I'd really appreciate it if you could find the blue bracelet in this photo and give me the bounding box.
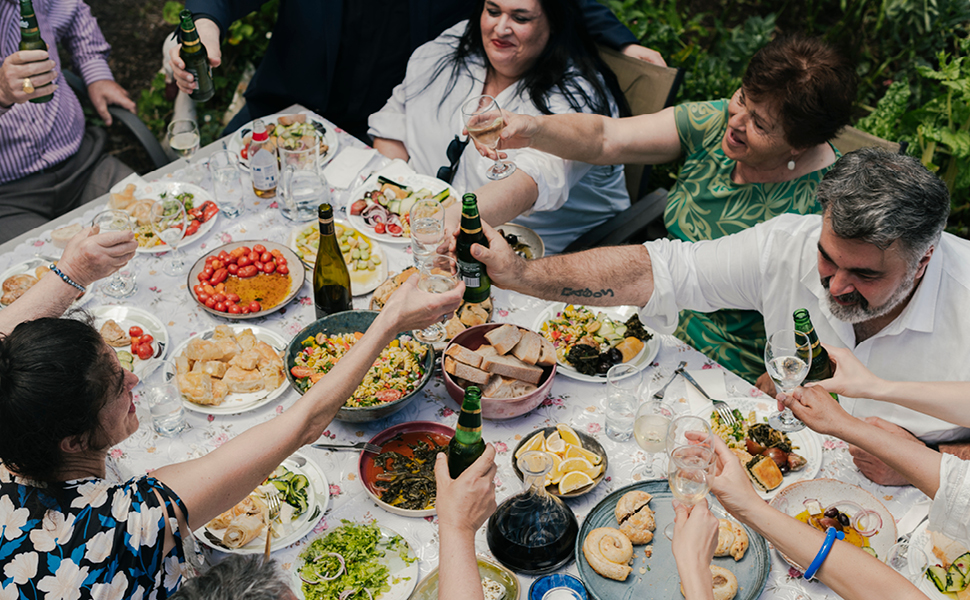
[803,526,844,580]
[49,264,85,294]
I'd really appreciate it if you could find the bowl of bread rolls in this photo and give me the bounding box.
[442,323,557,420]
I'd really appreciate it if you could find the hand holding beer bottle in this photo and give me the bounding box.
[169,13,221,98]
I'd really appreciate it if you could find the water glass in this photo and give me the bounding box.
[665,415,715,455]
[604,364,641,441]
[279,136,325,222]
[208,150,244,218]
[409,199,445,268]
[412,255,459,343]
[766,329,813,432]
[150,198,187,276]
[91,210,136,297]
[149,383,187,437]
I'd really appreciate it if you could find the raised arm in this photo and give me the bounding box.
[671,499,719,600]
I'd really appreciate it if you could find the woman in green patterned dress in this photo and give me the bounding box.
[474,34,856,383]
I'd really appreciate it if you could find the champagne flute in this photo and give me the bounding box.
[462,95,516,180]
[765,329,813,432]
[633,397,672,480]
[91,210,136,297]
[412,255,459,343]
[409,199,445,269]
[150,198,188,276]
[663,444,716,540]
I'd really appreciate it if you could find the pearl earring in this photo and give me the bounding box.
[787,159,796,171]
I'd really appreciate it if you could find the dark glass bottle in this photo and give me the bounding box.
[793,308,838,400]
[447,386,486,478]
[177,10,215,102]
[455,193,491,304]
[313,203,352,319]
[19,0,52,104]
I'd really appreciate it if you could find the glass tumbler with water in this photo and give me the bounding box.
[208,150,244,218]
[412,255,459,343]
[149,383,187,436]
[765,329,813,432]
[409,199,445,269]
[605,364,641,441]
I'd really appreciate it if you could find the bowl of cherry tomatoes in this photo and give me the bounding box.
[187,241,306,319]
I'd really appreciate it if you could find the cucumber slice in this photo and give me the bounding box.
[953,552,970,578]
[289,474,309,492]
[432,188,451,202]
[928,566,950,592]
[946,565,966,592]
[861,546,878,559]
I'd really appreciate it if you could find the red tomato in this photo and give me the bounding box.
[214,302,226,312]
[212,293,227,303]
[254,261,265,272]
[185,220,200,237]
[197,293,210,303]
[202,266,214,278]
[197,271,209,282]
[210,259,223,270]
[227,293,240,303]
[262,261,276,274]
[277,264,289,275]
[203,284,216,295]
[276,257,287,266]
[387,223,403,236]
[253,244,267,254]
[210,268,229,285]
[240,144,249,160]
[248,301,262,313]
[130,336,140,347]
[139,334,154,345]
[374,223,386,234]
[376,389,403,403]
[205,297,217,308]
[217,251,230,262]
[205,256,216,264]
[248,251,260,262]
[227,263,239,275]
[228,304,242,314]
[192,285,204,296]
[238,246,251,256]
[350,199,368,216]
[238,265,258,278]
[128,326,144,338]
[237,255,252,267]
[136,343,153,361]
[260,251,273,263]
[270,249,283,259]
[241,307,250,314]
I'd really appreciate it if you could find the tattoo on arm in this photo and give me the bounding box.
[561,287,614,299]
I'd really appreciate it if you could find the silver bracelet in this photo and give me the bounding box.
[49,264,86,294]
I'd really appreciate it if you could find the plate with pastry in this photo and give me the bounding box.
[533,303,659,382]
[0,256,92,309]
[108,180,218,253]
[706,396,822,499]
[164,324,289,415]
[91,306,168,380]
[577,481,769,600]
[288,219,388,296]
[196,451,329,554]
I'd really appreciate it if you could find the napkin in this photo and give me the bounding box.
[322,146,378,189]
[682,368,728,416]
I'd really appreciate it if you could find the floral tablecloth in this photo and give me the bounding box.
[0,115,930,600]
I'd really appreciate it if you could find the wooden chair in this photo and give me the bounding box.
[831,125,907,156]
[563,47,683,253]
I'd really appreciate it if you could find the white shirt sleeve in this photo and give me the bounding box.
[928,453,970,548]
[367,79,409,144]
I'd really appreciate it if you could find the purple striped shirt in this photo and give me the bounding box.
[0,0,114,184]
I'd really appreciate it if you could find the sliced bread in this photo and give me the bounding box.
[481,353,543,385]
[444,356,491,385]
[444,343,483,368]
[484,323,522,355]
[537,337,556,367]
[510,330,542,365]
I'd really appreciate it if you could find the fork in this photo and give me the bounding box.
[679,370,739,428]
[263,490,283,561]
[311,441,382,453]
[651,361,688,400]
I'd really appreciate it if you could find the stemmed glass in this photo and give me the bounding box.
[632,398,671,480]
[462,95,516,180]
[665,415,715,455]
[409,199,445,269]
[663,444,716,540]
[168,119,200,161]
[91,210,136,297]
[886,541,930,585]
[765,329,813,432]
[412,255,459,343]
[150,198,188,276]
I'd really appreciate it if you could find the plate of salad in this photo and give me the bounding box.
[294,520,418,600]
[108,180,219,253]
[533,303,659,382]
[346,169,457,245]
[288,219,388,296]
[228,111,339,169]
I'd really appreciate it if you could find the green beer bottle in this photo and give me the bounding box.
[19,0,52,104]
[455,193,491,303]
[177,10,215,103]
[793,308,838,401]
[447,386,486,479]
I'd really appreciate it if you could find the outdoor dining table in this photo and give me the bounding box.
[0,107,932,600]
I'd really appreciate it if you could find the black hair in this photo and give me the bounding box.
[0,315,124,482]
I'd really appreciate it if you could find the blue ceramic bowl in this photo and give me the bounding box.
[284,310,435,422]
[529,573,588,600]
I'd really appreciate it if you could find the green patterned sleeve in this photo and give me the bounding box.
[675,100,730,157]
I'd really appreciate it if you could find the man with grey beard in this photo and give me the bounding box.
[467,147,970,485]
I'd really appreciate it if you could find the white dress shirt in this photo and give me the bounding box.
[639,213,970,442]
[929,453,970,548]
[367,22,629,254]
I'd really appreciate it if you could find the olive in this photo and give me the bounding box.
[819,517,843,532]
[607,347,623,364]
[824,507,840,519]
[763,447,788,470]
[838,512,851,528]
[745,438,767,455]
[596,358,613,374]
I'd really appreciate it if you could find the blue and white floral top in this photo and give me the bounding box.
[0,463,187,600]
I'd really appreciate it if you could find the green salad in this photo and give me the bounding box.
[298,520,415,600]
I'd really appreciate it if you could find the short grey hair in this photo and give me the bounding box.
[818,147,950,266]
[169,556,294,600]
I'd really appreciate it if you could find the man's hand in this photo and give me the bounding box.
[755,372,776,397]
[169,18,221,95]
[848,417,920,486]
[805,344,882,399]
[0,50,57,107]
[471,112,539,162]
[779,386,851,437]
[461,220,524,291]
[58,226,138,287]
[86,80,135,126]
[620,43,667,67]
[380,275,464,332]
[434,445,497,536]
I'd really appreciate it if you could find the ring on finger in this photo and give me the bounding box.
[22,77,34,94]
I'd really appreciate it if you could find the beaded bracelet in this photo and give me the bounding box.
[803,526,845,580]
[49,264,85,294]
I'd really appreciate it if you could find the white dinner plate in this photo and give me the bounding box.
[107,180,218,254]
[165,325,290,415]
[911,519,960,597]
[0,256,93,309]
[227,111,339,170]
[346,169,458,245]
[90,306,169,381]
[531,302,660,383]
[287,219,388,296]
[195,451,329,554]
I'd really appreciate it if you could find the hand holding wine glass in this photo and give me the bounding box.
[663,444,716,540]
[412,255,460,343]
[90,210,136,297]
[766,329,813,432]
[462,95,516,180]
[150,198,188,276]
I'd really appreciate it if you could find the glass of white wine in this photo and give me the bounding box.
[633,398,672,480]
[765,329,813,432]
[665,415,715,456]
[462,95,515,180]
[91,210,136,297]
[413,255,459,343]
[663,444,716,540]
[150,198,188,276]
[409,199,445,269]
[168,119,200,160]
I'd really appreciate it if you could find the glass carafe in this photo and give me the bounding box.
[486,451,579,575]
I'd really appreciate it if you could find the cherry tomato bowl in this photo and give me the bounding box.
[186,241,305,320]
[284,310,435,422]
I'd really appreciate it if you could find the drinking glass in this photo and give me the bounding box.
[412,255,459,343]
[409,199,445,269]
[765,329,813,432]
[462,95,516,180]
[91,210,136,297]
[886,541,930,584]
[663,444,716,540]
[279,136,325,222]
[150,198,188,276]
[604,364,641,442]
[149,383,187,437]
[208,150,244,218]
[665,415,715,456]
[168,119,200,161]
[633,397,672,479]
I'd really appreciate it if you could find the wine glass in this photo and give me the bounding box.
[663,444,716,540]
[412,255,459,343]
[91,210,136,297]
[633,398,672,480]
[150,198,188,276]
[168,119,200,161]
[462,95,516,180]
[665,415,715,456]
[765,329,813,432]
[886,541,930,584]
[409,199,445,269]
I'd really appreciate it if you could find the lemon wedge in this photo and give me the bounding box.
[556,423,582,447]
[564,443,602,465]
[544,431,566,455]
[515,431,546,459]
[558,471,595,495]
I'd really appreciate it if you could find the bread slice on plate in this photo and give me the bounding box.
[484,323,522,355]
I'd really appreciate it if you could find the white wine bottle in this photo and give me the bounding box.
[313,203,352,319]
